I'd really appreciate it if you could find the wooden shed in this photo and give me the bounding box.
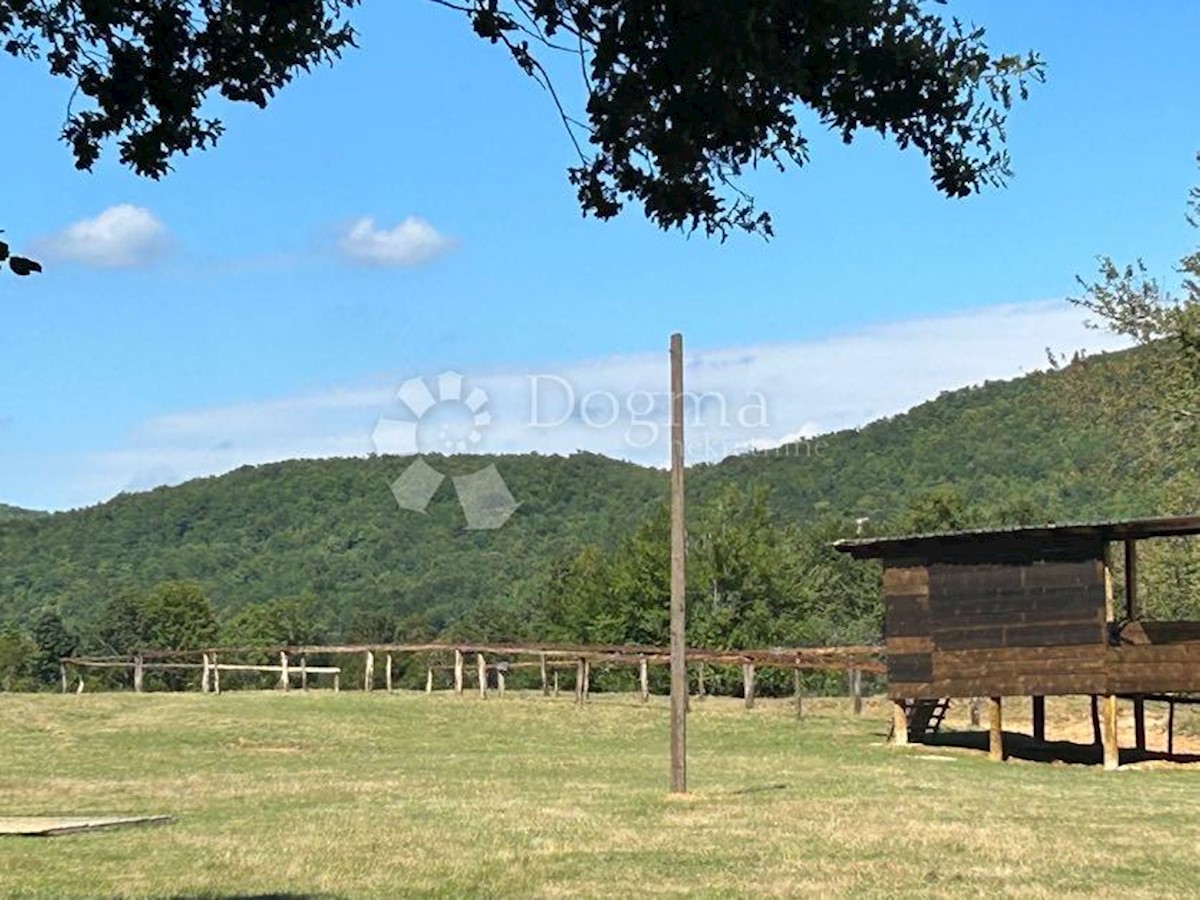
[835,515,1200,768]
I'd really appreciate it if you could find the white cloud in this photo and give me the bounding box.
[25,300,1132,510]
[40,204,170,268]
[338,216,455,267]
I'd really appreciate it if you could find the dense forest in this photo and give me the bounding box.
[1,344,1198,690]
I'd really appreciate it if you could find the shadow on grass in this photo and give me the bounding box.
[916,729,1200,766]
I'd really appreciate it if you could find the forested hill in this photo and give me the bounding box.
[0,346,1193,640]
[0,503,45,521]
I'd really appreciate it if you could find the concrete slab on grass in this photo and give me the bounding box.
[0,815,171,836]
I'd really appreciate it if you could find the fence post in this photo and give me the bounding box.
[334,672,340,693]
[794,667,803,719]
[426,667,433,694]
[364,650,375,692]
[454,649,464,696]
[540,653,549,697]
[300,655,308,691]
[477,653,487,699]
[386,654,394,693]
[279,651,290,691]
[583,659,591,703]
[742,663,755,710]
[850,668,862,716]
[133,654,145,693]
[213,654,221,695]
[60,663,68,694]
[575,658,585,704]
[201,653,211,694]
[498,666,506,697]
[553,671,559,698]
[639,656,649,703]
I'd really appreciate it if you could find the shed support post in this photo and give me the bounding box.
[988,696,1003,762]
[1090,695,1101,746]
[1102,694,1120,770]
[364,650,374,692]
[850,668,863,716]
[454,649,464,695]
[1133,696,1146,752]
[742,663,756,710]
[1124,539,1139,621]
[891,700,909,746]
[639,656,649,703]
[133,654,145,693]
[477,653,487,699]
[540,654,549,697]
[1168,700,1176,755]
[1032,696,1045,743]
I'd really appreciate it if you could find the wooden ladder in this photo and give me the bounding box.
[906,698,951,740]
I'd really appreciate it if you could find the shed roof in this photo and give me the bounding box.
[834,514,1200,560]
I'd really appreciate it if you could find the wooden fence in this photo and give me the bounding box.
[60,641,884,713]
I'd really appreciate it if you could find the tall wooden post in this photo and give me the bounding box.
[794,668,803,719]
[1124,540,1139,621]
[364,650,375,692]
[892,700,909,746]
[1090,695,1101,746]
[553,671,559,698]
[668,332,687,794]
[213,654,221,695]
[386,654,394,692]
[849,668,863,716]
[60,662,68,694]
[639,656,649,703]
[133,654,145,693]
[1101,694,1120,770]
[575,658,586,704]
[279,651,290,691]
[540,654,549,697]
[477,653,487,699]
[1133,697,1146,752]
[697,663,706,700]
[201,653,211,693]
[1032,696,1045,742]
[454,649,464,695]
[582,659,591,702]
[498,667,506,697]
[988,696,1004,762]
[742,663,756,710]
[426,667,433,694]
[300,655,308,691]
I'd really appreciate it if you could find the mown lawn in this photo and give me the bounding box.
[2,690,1199,897]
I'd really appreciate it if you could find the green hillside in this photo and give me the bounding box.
[0,345,1194,650]
[0,503,45,522]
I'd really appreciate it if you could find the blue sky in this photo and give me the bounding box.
[1,1,1196,511]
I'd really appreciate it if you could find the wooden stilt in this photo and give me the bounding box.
[1032,696,1045,743]
[1133,696,1146,752]
[892,700,909,746]
[988,696,1004,762]
[850,668,863,716]
[133,654,144,693]
[639,656,649,703]
[454,649,464,695]
[364,650,375,692]
[1101,694,1119,770]
[386,654,393,692]
[742,663,756,710]
[279,651,290,691]
[477,653,487,699]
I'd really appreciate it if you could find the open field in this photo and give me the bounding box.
[3,692,1200,897]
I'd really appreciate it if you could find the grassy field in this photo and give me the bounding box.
[3,691,1200,898]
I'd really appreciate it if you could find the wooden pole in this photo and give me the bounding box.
[892,700,909,746]
[1101,694,1119,770]
[477,653,487,699]
[498,667,506,697]
[426,667,433,694]
[575,657,585,704]
[133,654,144,693]
[988,696,1004,762]
[60,663,68,694]
[639,656,649,703]
[454,649,464,696]
[279,651,290,691]
[850,668,863,716]
[1133,696,1146,752]
[742,663,756,710]
[697,662,706,700]
[1168,700,1176,756]
[1124,540,1139,621]
[1032,696,1045,742]
[386,654,394,692]
[333,673,340,693]
[300,655,308,691]
[364,650,375,692]
[540,653,549,697]
[583,659,591,702]
[201,653,211,693]
[553,671,559,698]
[213,654,220,695]
[794,668,803,719]
[668,332,687,794]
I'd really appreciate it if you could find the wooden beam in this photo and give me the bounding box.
[668,331,687,794]
[1168,700,1176,755]
[553,671,559,698]
[1103,545,1115,624]
[891,700,909,746]
[1133,696,1146,752]
[1032,696,1045,743]
[1124,540,1139,621]
[1101,694,1120,770]
[988,696,1004,762]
